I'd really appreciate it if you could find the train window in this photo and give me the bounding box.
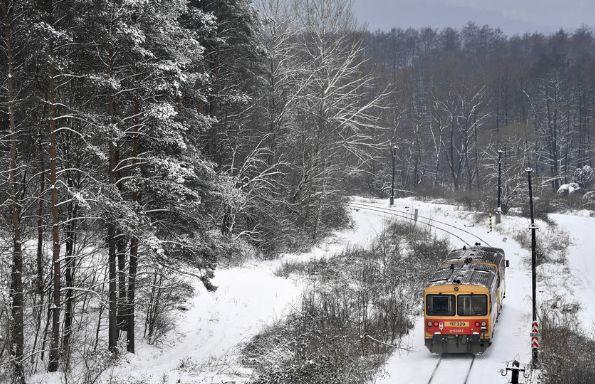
[426,295,455,316]
[457,294,487,316]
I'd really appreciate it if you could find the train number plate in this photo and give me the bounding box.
[447,321,468,327]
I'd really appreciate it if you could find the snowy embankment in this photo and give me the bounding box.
[92,207,390,383]
[549,212,595,330]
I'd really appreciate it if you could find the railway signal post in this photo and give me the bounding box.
[526,168,539,364]
[390,145,397,206]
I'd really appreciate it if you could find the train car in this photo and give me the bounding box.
[424,245,508,354]
[441,246,508,312]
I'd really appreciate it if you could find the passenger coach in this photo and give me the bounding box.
[424,245,508,354]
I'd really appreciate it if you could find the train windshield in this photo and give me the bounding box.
[457,294,487,316]
[426,295,455,316]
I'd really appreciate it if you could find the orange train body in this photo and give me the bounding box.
[423,246,508,354]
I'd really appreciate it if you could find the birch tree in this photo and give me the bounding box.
[291,0,387,240]
[1,0,25,380]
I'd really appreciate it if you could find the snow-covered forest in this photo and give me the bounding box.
[1,0,594,383]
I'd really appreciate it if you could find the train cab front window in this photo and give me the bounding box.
[457,294,487,316]
[426,294,455,316]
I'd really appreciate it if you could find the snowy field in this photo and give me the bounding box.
[31,197,595,384]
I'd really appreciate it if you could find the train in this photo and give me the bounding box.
[423,244,508,354]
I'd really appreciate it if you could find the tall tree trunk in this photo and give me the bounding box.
[40,289,52,362]
[108,218,118,352]
[111,141,128,332]
[47,64,62,373]
[145,272,164,343]
[62,182,78,369]
[117,233,128,331]
[31,94,47,371]
[2,1,25,380]
[106,42,119,353]
[127,98,141,353]
[36,139,46,296]
[127,236,138,352]
[108,143,119,353]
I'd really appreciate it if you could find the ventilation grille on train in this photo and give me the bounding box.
[469,271,491,286]
[430,269,453,282]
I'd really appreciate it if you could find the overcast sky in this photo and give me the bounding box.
[351,0,595,35]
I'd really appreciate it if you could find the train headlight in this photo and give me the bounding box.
[481,321,487,327]
[427,321,433,327]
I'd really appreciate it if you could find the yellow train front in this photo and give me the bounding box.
[424,246,507,354]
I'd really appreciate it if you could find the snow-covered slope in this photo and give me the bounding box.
[97,207,391,384]
[549,213,595,329]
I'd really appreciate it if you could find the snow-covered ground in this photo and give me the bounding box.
[549,213,595,330]
[92,207,390,384]
[31,197,594,384]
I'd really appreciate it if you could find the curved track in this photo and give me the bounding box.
[351,202,516,384]
[352,201,482,384]
[350,201,492,247]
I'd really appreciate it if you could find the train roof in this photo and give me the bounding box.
[427,263,497,289]
[442,246,505,267]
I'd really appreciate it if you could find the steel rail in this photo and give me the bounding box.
[425,355,476,384]
[351,201,492,247]
[463,355,476,384]
[350,203,470,246]
[427,356,443,384]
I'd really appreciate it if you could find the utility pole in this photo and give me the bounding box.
[390,145,397,206]
[496,149,503,224]
[526,168,539,364]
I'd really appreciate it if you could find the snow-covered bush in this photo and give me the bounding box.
[557,182,582,196]
[583,190,595,202]
[573,165,594,189]
[540,320,595,384]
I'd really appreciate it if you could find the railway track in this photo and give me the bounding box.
[350,201,492,247]
[427,355,476,384]
[353,200,487,383]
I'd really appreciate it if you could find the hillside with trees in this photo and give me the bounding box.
[358,24,595,209]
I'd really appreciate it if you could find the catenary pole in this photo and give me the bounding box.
[497,150,503,209]
[496,150,503,224]
[390,145,397,206]
[526,168,538,364]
